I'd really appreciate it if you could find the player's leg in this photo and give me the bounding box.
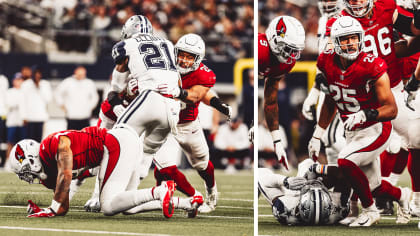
[99,125,175,217]
[176,120,216,212]
[407,109,420,216]
[338,122,391,227]
[258,168,286,205]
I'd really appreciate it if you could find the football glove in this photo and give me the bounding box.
[274,141,289,171]
[27,200,42,215]
[343,110,367,131]
[222,103,232,121]
[84,197,101,212]
[127,78,139,97]
[308,137,321,161]
[302,88,320,121]
[27,207,56,218]
[156,83,181,98]
[406,91,417,111]
[283,176,307,190]
[248,126,254,144]
[113,104,125,117]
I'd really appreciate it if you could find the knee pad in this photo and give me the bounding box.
[143,139,164,154]
[101,201,116,216]
[192,159,209,171]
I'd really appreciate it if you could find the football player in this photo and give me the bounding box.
[9,125,175,218]
[302,0,346,165]
[155,33,232,213]
[258,159,350,225]
[309,16,411,226]
[259,16,305,170]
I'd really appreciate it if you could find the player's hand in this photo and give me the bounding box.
[222,103,232,121]
[343,111,367,131]
[156,84,180,98]
[113,104,125,117]
[127,78,139,97]
[248,126,254,144]
[274,141,289,171]
[27,200,42,214]
[283,176,307,190]
[27,207,56,218]
[304,163,318,180]
[406,91,416,111]
[84,197,101,212]
[308,137,321,161]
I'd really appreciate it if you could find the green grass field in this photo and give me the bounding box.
[0,169,253,236]
[258,169,420,236]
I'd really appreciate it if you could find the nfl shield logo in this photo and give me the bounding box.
[340,75,344,80]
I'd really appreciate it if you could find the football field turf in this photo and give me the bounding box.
[0,169,253,236]
[258,169,420,236]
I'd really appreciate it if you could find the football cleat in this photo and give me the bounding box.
[339,216,357,226]
[349,207,380,227]
[187,195,204,218]
[410,197,420,217]
[376,198,394,216]
[160,181,175,218]
[199,184,218,213]
[396,187,411,224]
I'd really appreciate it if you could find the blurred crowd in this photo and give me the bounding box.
[12,0,253,61]
[258,0,321,59]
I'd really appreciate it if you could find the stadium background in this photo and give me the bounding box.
[0,0,254,171]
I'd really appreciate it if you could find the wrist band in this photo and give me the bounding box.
[271,130,282,142]
[50,199,61,214]
[313,125,326,139]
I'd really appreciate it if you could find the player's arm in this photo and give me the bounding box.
[264,76,282,132]
[182,85,209,104]
[53,135,74,215]
[202,91,232,118]
[374,73,398,121]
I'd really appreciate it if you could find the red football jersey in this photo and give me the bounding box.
[258,33,295,79]
[325,0,402,87]
[317,51,388,129]
[401,52,420,79]
[39,126,107,189]
[179,63,216,123]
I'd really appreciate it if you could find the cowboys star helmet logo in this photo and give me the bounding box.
[276,17,287,38]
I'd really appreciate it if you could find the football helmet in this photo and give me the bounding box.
[298,180,333,225]
[174,33,205,74]
[343,0,373,17]
[330,16,364,60]
[9,139,46,184]
[121,15,153,39]
[265,16,305,64]
[318,0,340,17]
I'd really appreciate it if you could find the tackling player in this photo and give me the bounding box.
[259,15,305,170]
[309,16,411,226]
[9,125,175,218]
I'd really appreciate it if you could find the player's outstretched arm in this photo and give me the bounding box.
[375,73,398,121]
[54,136,74,216]
[183,85,210,104]
[203,91,232,119]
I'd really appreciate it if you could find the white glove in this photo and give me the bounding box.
[283,176,307,190]
[127,78,139,97]
[156,83,180,98]
[343,110,367,131]
[308,137,321,161]
[84,197,101,212]
[396,0,419,10]
[113,104,125,117]
[224,103,233,121]
[302,88,320,121]
[271,130,289,171]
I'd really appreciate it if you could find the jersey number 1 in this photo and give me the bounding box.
[139,43,176,71]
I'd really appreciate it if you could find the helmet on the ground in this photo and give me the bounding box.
[9,139,46,184]
[298,180,333,225]
[265,16,305,64]
[121,15,153,39]
[174,33,205,74]
[330,16,364,60]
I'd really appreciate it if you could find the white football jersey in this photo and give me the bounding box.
[114,34,180,92]
[317,15,329,54]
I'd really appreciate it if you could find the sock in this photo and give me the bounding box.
[392,149,409,174]
[154,167,165,186]
[380,151,398,177]
[387,173,401,186]
[408,149,420,191]
[413,192,420,202]
[159,165,195,196]
[338,159,373,208]
[372,180,402,201]
[198,161,215,189]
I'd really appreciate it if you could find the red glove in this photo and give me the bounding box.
[27,207,56,218]
[27,200,41,214]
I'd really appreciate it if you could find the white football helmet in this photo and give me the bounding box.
[298,180,333,225]
[265,16,305,64]
[343,0,373,17]
[121,15,153,39]
[9,139,47,184]
[318,0,341,17]
[174,33,205,74]
[330,16,364,60]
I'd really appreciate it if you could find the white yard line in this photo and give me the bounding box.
[0,226,171,236]
[258,214,420,221]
